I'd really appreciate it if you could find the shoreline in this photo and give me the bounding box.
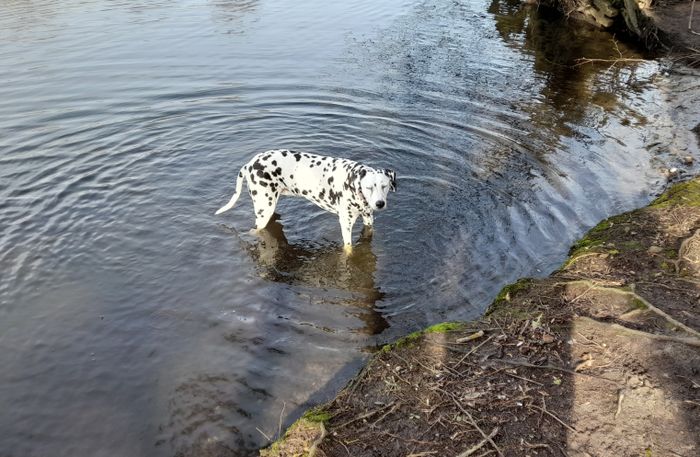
[262,177,700,456]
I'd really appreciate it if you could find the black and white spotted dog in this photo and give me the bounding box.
[215,149,396,251]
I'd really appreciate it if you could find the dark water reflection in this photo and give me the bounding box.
[230,216,388,335]
[0,1,695,456]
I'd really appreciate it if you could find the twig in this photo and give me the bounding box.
[504,371,544,386]
[369,402,400,428]
[456,330,485,343]
[453,335,495,366]
[277,401,286,439]
[574,57,646,67]
[456,427,500,457]
[570,284,594,303]
[332,437,352,457]
[529,405,577,433]
[335,401,397,429]
[256,426,272,442]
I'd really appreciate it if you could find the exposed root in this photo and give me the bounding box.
[578,316,700,347]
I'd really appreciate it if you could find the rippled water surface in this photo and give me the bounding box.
[1,0,695,456]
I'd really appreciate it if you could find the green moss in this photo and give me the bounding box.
[485,278,539,318]
[259,416,324,457]
[423,322,464,334]
[381,321,464,352]
[650,179,700,208]
[302,407,332,423]
[630,298,647,310]
[494,278,533,304]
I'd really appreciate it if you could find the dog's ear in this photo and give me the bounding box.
[385,169,397,191]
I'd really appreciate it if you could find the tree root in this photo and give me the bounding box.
[564,280,700,338]
[577,316,700,347]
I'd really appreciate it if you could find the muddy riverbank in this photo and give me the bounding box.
[262,177,700,456]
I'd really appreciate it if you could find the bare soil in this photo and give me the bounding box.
[263,179,700,457]
[650,0,700,58]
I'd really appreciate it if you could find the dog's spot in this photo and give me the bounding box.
[290,174,294,179]
[294,153,301,161]
[319,189,326,200]
[316,161,321,166]
[238,171,243,177]
[328,177,334,185]
[260,181,268,187]
[302,190,308,195]
[252,190,258,196]
[256,170,264,178]
[271,160,277,166]
[263,172,271,180]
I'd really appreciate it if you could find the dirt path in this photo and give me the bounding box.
[262,179,700,457]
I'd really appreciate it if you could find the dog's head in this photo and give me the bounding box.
[358,167,396,211]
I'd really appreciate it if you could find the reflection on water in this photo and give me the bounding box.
[234,215,388,335]
[0,0,696,456]
[491,0,652,131]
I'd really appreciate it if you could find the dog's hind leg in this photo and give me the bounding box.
[252,190,279,230]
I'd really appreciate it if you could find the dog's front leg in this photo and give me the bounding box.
[361,213,374,239]
[339,212,358,254]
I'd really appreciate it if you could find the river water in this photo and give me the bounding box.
[1,0,698,456]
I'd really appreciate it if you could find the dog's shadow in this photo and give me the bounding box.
[228,214,389,335]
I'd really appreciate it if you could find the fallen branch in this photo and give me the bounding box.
[456,330,485,343]
[574,57,646,67]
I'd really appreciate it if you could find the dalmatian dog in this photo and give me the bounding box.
[215,149,396,252]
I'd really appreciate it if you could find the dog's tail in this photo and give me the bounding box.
[215,169,245,215]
